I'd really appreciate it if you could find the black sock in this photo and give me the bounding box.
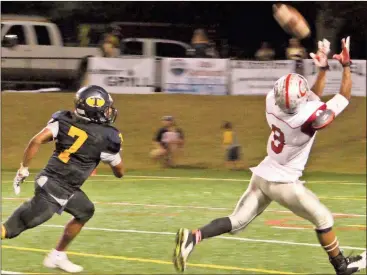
[193,217,232,244]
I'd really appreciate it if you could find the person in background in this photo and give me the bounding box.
[286,38,307,60]
[100,25,122,58]
[150,116,184,167]
[187,28,218,58]
[222,122,241,170]
[78,24,91,47]
[286,38,307,75]
[255,42,275,61]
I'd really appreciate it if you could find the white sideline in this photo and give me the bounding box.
[3,197,366,217]
[1,271,23,274]
[1,171,366,185]
[2,179,365,185]
[39,224,366,251]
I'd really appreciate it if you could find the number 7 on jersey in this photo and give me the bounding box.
[58,126,88,163]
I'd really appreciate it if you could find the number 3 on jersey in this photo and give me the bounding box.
[58,126,88,163]
[271,125,285,154]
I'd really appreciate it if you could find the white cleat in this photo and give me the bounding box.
[43,249,83,273]
[173,228,195,272]
[347,251,366,273]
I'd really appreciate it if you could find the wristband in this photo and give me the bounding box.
[342,62,351,67]
[320,65,330,71]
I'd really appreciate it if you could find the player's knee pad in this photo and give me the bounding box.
[228,213,250,235]
[313,208,334,230]
[75,202,95,223]
[2,222,24,239]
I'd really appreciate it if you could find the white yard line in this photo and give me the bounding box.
[1,271,24,275]
[2,197,366,217]
[39,224,366,251]
[1,172,365,185]
[271,226,308,230]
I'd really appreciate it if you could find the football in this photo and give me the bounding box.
[272,3,311,39]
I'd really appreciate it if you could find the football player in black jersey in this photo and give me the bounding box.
[1,85,124,273]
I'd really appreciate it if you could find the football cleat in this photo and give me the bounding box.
[344,251,366,274]
[44,249,83,273]
[173,228,195,272]
[330,251,366,275]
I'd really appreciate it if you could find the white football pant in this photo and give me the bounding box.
[229,174,334,234]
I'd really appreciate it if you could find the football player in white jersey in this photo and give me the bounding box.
[173,37,366,275]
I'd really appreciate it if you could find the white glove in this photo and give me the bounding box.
[310,39,331,68]
[13,163,29,195]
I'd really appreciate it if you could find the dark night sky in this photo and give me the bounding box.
[2,1,366,59]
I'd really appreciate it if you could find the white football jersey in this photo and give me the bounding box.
[250,90,326,182]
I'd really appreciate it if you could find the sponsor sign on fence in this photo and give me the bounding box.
[87,57,155,94]
[303,59,366,97]
[162,58,229,95]
[230,60,295,95]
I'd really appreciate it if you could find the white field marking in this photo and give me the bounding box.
[272,226,308,230]
[2,197,366,217]
[1,271,23,275]
[1,171,365,185]
[39,224,366,251]
[1,178,366,186]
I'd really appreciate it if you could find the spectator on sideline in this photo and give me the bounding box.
[255,42,275,61]
[78,24,91,47]
[187,28,218,58]
[286,38,307,75]
[100,25,122,58]
[222,121,242,170]
[286,38,307,60]
[150,116,185,167]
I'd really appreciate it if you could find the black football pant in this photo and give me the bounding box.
[3,185,95,239]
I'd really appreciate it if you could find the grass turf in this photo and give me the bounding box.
[1,93,366,273]
[1,170,366,274]
[1,93,366,173]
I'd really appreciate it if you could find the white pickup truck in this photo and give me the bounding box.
[1,15,192,89]
[1,15,101,88]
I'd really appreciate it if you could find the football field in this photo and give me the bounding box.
[1,169,366,274]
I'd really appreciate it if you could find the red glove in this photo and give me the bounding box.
[333,36,351,66]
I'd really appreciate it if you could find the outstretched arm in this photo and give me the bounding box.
[311,37,352,131]
[311,70,327,98]
[309,39,331,97]
[13,126,54,195]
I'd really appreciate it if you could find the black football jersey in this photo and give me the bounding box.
[38,111,122,190]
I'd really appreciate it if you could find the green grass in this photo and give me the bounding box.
[1,93,366,273]
[1,170,366,274]
[1,94,366,173]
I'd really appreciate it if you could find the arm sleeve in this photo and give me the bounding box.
[325,94,349,117]
[101,129,122,166]
[45,121,59,138]
[100,152,122,166]
[102,128,122,154]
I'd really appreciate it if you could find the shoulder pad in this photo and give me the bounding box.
[106,126,122,154]
[51,111,73,121]
[311,109,335,130]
